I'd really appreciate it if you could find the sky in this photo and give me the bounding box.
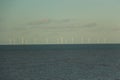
[0,0,120,44]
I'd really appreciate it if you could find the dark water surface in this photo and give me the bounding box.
[0,44,120,80]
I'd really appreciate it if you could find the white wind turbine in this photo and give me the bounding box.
[46,38,49,44]
[71,37,74,44]
[60,36,63,44]
[97,38,100,44]
[56,38,58,44]
[9,38,12,44]
[87,38,90,44]
[81,37,84,44]
[103,38,106,43]
[21,37,24,44]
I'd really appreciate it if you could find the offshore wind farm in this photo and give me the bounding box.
[8,36,108,45]
[1,0,120,80]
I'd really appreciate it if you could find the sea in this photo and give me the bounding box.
[0,44,120,80]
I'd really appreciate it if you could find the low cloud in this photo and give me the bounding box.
[27,19,51,25]
[82,22,97,27]
[27,19,71,25]
[32,22,97,29]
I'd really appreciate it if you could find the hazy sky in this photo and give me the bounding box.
[0,0,120,44]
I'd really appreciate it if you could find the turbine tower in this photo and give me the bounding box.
[60,36,63,44]
[71,37,74,44]
[9,39,12,45]
[34,39,37,44]
[21,37,24,44]
[57,38,59,44]
[87,38,90,44]
[103,38,106,43]
[46,38,49,44]
[65,39,68,44]
[97,39,100,44]
[81,37,84,44]
[9,38,16,45]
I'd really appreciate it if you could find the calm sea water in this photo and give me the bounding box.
[0,44,120,51]
[0,44,120,80]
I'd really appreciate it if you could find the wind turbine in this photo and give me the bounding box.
[46,38,49,44]
[9,39,12,44]
[33,39,37,44]
[57,38,59,44]
[60,36,63,44]
[21,37,24,44]
[10,37,16,45]
[81,37,84,44]
[103,38,106,43]
[87,38,90,44]
[97,38,100,44]
[71,37,74,44]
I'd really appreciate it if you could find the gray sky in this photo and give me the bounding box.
[0,0,120,44]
